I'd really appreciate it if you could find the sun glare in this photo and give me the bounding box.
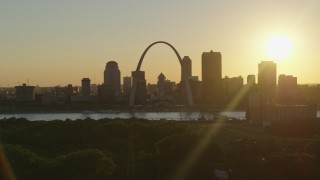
[265,35,293,61]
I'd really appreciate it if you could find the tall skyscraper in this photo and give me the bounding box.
[158,72,166,97]
[258,61,277,102]
[245,75,257,101]
[181,56,192,82]
[132,71,147,103]
[201,50,222,103]
[104,61,121,96]
[81,78,91,97]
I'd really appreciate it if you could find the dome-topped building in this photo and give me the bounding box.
[104,61,121,96]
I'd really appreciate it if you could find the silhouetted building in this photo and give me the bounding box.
[202,50,222,104]
[52,86,66,96]
[258,61,277,103]
[70,94,97,103]
[247,92,316,127]
[189,79,202,104]
[98,84,115,103]
[278,74,298,104]
[155,73,176,101]
[91,84,98,95]
[246,91,261,126]
[132,71,147,103]
[262,104,317,127]
[104,61,121,97]
[42,94,66,104]
[65,84,73,96]
[15,83,35,102]
[81,78,91,97]
[181,56,192,82]
[35,87,52,95]
[297,85,320,105]
[177,77,202,104]
[243,75,258,107]
[158,73,166,98]
[147,83,158,100]
[64,84,73,102]
[247,75,256,85]
[223,76,244,99]
[189,76,199,81]
[123,76,132,95]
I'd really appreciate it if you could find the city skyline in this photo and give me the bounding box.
[1,1,320,86]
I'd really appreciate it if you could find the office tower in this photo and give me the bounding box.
[247,75,256,85]
[245,75,257,105]
[258,61,277,102]
[258,61,277,94]
[65,84,73,96]
[132,71,147,103]
[181,56,192,82]
[15,83,35,102]
[278,74,298,104]
[201,50,222,103]
[158,73,166,97]
[104,61,121,96]
[81,78,91,97]
[123,76,132,94]
[64,84,73,102]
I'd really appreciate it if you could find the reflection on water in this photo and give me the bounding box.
[0,111,246,121]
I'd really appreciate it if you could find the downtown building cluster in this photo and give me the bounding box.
[1,50,318,126]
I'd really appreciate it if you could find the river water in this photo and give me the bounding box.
[1,111,320,121]
[0,111,246,121]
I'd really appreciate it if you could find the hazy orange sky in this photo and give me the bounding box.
[1,0,320,87]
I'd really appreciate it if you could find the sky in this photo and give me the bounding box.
[1,0,320,87]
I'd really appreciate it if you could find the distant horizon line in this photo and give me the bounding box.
[1,82,320,88]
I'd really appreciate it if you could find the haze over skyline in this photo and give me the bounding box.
[1,0,320,86]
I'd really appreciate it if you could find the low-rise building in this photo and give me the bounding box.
[262,104,317,127]
[41,94,66,104]
[15,84,35,102]
[247,92,317,127]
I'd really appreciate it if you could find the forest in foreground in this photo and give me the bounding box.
[0,118,320,180]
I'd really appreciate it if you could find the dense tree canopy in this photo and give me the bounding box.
[0,118,320,179]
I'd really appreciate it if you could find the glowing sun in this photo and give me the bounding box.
[265,35,293,61]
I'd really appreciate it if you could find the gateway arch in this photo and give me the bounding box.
[129,41,194,106]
